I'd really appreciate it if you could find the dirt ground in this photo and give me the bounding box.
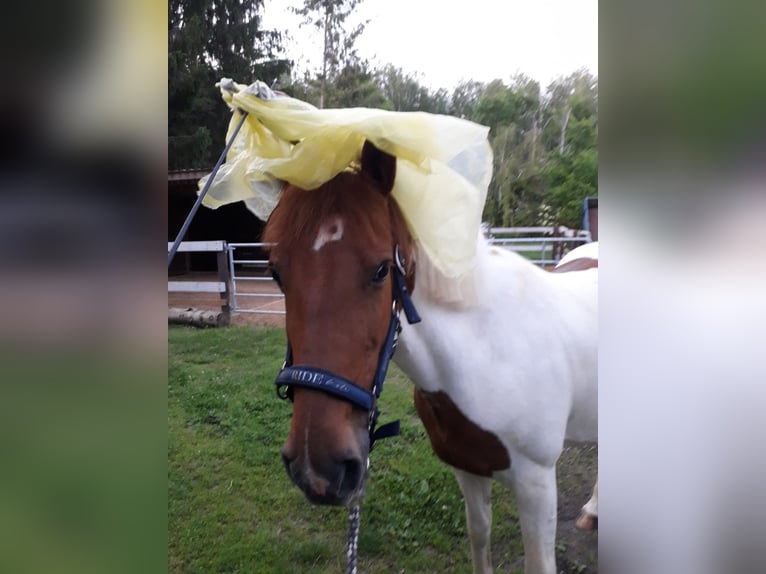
[553,444,598,573]
[168,274,598,572]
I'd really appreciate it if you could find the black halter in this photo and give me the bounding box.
[275,245,421,449]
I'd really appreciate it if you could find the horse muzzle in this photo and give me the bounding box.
[281,446,367,506]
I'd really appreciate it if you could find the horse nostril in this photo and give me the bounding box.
[339,457,364,495]
[281,449,295,476]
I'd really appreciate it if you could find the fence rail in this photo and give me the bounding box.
[486,227,591,266]
[169,231,592,317]
[228,242,285,315]
[167,241,231,323]
[168,281,227,293]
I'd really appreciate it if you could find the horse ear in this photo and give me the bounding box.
[361,140,396,195]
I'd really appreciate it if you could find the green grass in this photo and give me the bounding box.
[169,325,527,573]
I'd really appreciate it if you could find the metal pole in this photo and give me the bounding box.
[168,111,249,268]
[228,245,238,312]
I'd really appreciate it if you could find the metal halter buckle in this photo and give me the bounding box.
[394,245,406,276]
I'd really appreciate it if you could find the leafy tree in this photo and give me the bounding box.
[474,71,597,229]
[292,0,368,108]
[565,115,597,155]
[379,65,422,111]
[421,88,450,114]
[285,61,388,109]
[168,0,289,169]
[327,62,388,108]
[288,61,449,112]
[474,76,547,226]
[542,68,598,155]
[543,149,597,228]
[377,65,449,113]
[473,75,540,135]
[472,80,515,133]
[449,80,486,119]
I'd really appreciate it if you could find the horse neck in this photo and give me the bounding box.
[412,233,493,309]
[412,233,556,310]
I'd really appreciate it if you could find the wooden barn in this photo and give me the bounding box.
[168,170,266,274]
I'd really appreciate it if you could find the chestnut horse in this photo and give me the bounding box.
[265,141,598,574]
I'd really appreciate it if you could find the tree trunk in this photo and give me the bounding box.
[320,6,331,109]
[559,106,571,154]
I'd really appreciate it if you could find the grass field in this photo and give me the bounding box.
[169,325,596,573]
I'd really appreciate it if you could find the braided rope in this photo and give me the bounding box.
[346,459,371,574]
[346,502,362,574]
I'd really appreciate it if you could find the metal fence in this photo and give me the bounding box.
[486,228,591,266]
[227,242,284,314]
[225,229,592,315]
[167,240,231,319]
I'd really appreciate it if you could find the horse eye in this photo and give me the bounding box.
[269,265,283,289]
[372,262,389,286]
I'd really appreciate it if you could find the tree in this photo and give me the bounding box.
[537,70,598,227]
[378,65,450,113]
[379,65,420,111]
[292,0,368,108]
[327,62,388,108]
[543,149,597,228]
[542,69,598,156]
[473,75,540,134]
[168,0,289,169]
[476,72,598,228]
[474,76,546,226]
[449,80,485,119]
[285,61,388,109]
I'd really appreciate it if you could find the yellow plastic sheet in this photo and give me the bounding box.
[199,79,492,278]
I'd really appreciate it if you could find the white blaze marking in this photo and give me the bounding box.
[312,217,344,251]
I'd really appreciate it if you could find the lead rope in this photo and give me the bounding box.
[346,496,363,574]
[347,453,371,574]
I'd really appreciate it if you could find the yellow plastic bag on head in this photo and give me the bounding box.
[199,79,493,279]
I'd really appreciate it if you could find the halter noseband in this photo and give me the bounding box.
[275,245,421,448]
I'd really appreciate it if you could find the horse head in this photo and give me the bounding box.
[263,141,415,506]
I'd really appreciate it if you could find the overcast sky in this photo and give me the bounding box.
[263,0,597,91]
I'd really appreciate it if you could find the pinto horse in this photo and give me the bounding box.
[265,141,598,574]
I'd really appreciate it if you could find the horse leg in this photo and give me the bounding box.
[575,479,598,530]
[453,468,493,574]
[508,458,558,574]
